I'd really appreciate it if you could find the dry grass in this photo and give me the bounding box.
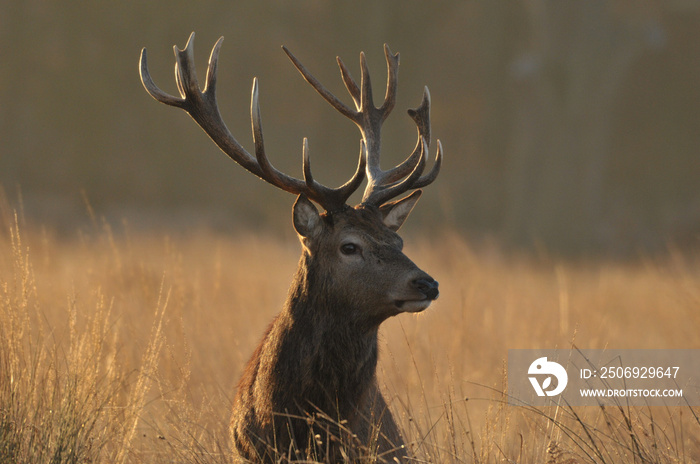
[1,205,699,463]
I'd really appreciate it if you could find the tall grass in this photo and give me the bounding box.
[0,212,170,463]
[0,207,698,463]
[2,216,120,462]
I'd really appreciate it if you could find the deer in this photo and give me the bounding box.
[139,33,442,463]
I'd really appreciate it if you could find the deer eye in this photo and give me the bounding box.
[340,243,360,255]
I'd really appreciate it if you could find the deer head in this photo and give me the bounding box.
[139,33,443,460]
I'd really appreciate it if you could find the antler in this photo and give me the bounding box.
[139,33,365,212]
[283,44,442,207]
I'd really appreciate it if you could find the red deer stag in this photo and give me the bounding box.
[140,33,442,463]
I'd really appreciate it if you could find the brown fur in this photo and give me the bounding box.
[231,202,437,462]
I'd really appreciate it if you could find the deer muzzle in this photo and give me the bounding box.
[413,277,440,301]
[393,275,439,313]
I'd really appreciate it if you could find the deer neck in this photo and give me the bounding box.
[277,252,380,403]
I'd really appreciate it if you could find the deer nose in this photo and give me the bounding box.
[413,278,439,300]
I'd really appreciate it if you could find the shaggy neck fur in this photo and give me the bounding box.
[231,250,384,461]
[279,251,380,417]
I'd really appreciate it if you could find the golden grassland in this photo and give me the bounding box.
[1,206,699,463]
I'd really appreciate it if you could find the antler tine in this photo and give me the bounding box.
[282,43,442,208]
[174,34,201,97]
[140,33,364,212]
[406,87,442,191]
[335,44,399,116]
[361,84,442,206]
[282,46,358,122]
[379,44,399,118]
[359,52,374,115]
[140,48,185,108]
[362,136,426,205]
[362,139,442,206]
[203,34,224,96]
[300,137,366,209]
[372,86,431,186]
[413,140,442,188]
[359,45,400,196]
[336,57,361,108]
[407,86,431,147]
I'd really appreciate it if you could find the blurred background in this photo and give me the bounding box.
[1,1,699,255]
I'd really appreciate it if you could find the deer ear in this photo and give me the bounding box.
[379,190,422,231]
[293,194,322,238]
